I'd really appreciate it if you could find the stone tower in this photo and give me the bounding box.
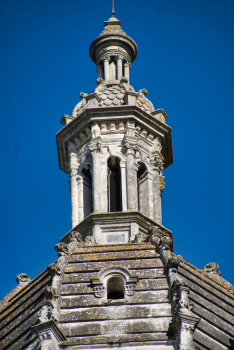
[1,14,234,350]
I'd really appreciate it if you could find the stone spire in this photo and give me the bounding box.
[89,16,138,83]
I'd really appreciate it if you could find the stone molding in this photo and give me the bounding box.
[90,266,138,299]
[31,319,66,350]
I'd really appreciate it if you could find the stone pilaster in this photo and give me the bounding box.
[123,138,138,211]
[120,160,127,211]
[89,137,104,213]
[151,153,164,225]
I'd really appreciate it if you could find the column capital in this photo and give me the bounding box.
[88,137,103,155]
[151,153,164,172]
[122,136,138,156]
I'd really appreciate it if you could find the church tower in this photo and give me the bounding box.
[1,12,234,350]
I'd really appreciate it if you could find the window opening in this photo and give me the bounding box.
[107,157,122,212]
[81,166,92,216]
[137,163,147,211]
[107,277,124,299]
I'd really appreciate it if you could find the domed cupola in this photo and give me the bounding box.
[89,16,138,83]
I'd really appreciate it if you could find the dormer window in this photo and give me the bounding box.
[107,277,124,300]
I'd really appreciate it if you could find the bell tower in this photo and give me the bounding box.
[2,10,233,350]
[57,14,173,245]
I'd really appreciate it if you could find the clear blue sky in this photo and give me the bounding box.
[0,0,234,299]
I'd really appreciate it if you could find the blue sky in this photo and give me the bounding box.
[0,0,234,299]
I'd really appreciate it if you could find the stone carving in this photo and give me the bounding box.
[69,230,83,244]
[125,283,137,296]
[122,139,138,154]
[136,89,155,113]
[159,175,165,192]
[47,263,61,276]
[153,153,164,172]
[88,139,103,154]
[203,262,221,276]
[94,83,126,107]
[54,243,69,257]
[72,92,88,117]
[16,273,30,285]
[37,303,53,323]
[85,235,97,245]
[91,123,101,139]
[44,286,59,300]
[91,267,138,299]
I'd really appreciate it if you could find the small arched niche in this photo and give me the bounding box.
[107,276,124,300]
[137,163,147,212]
[107,156,122,212]
[81,165,92,217]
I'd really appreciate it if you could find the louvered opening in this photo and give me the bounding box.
[107,156,122,212]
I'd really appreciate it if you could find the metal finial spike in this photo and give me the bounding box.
[112,0,115,16]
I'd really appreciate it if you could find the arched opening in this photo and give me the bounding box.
[81,166,92,217]
[137,163,147,212]
[107,277,124,300]
[107,156,122,212]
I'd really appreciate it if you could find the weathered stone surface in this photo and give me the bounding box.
[61,278,168,295]
[60,303,171,322]
[190,291,234,325]
[69,249,157,262]
[66,259,163,273]
[193,328,229,350]
[60,290,169,308]
[59,332,169,346]
[65,317,172,337]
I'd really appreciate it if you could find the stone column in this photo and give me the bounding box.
[126,148,138,210]
[77,175,84,223]
[117,57,123,80]
[89,138,103,213]
[104,58,110,81]
[152,154,164,225]
[68,145,79,228]
[124,62,130,84]
[120,160,127,211]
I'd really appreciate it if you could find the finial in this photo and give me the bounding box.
[112,0,115,17]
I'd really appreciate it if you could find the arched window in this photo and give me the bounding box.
[107,277,124,300]
[107,156,122,212]
[137,163,147,212]
[81,166,92,217]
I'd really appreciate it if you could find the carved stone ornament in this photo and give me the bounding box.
[94,82,126,107]
[36,303,54,323]
[88,139,103,154]
[72,92,88,117]
[85,235,97,245]
[159,175,165,192]
[69,230,83,244]
[136,88,155,113]
[122,139,138,155]
[157,235,172,253]
[153,153,164,172]
[47,263,61,276]
[166,254,181,271]
[44,286,59,300]
[54,242,69,257]
[90,267,138,299]
[203,262,221,276]
[16,273,30,285]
